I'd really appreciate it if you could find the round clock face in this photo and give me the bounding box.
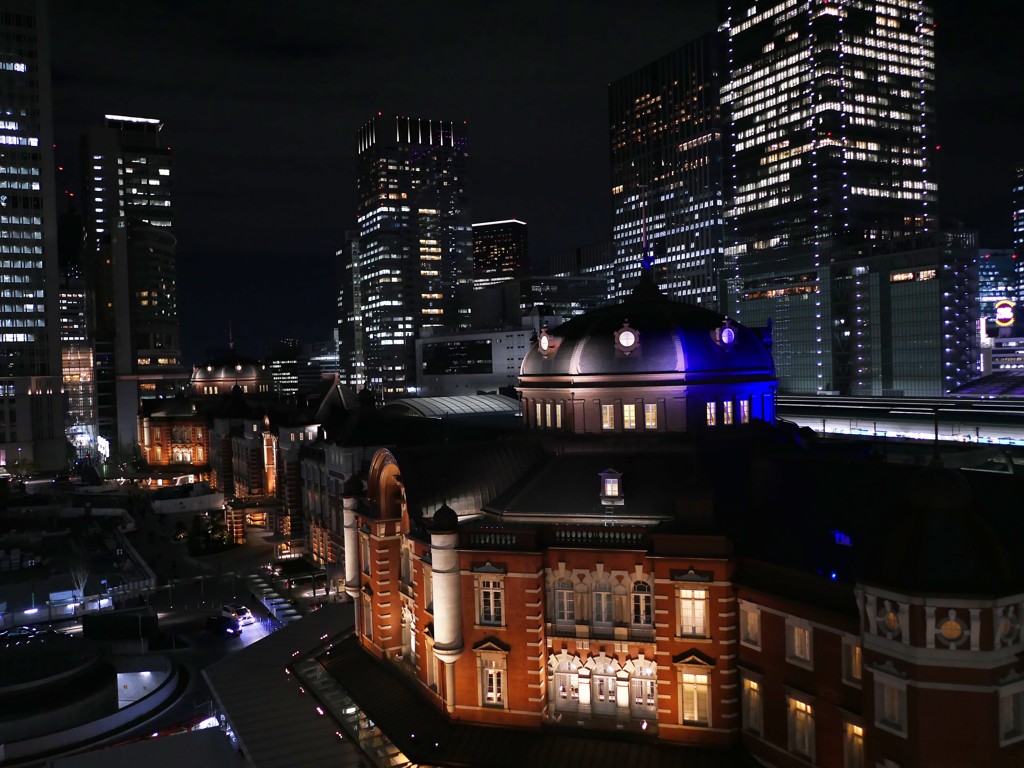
[618,329,636,348]
[539,334,549,351]
[720,327,736,345]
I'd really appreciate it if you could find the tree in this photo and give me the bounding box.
[69,561,90,597]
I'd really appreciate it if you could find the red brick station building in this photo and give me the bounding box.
[326,277,1024,767]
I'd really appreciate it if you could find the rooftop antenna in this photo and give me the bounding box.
[228,321,234,351]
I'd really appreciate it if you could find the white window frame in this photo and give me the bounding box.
[739,601,761,648]
[630,670,657,718]
[706,401,716,426]
[593,587,613,630]
[723,400,734,425]
[785,616,813,669]
[591,667,618,716]
[554,580,575,624]
[545,402,552,427]
[478,577,505,626]
[632,580,653,629]
[644,402,658,429]
[678,587,708,637]
[681,671,710,725]
[739,398,751,423]
[601,403,615,430]
[481,657,506,708]
[623,403,636,430]
[555,403,563,429]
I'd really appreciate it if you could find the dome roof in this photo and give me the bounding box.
[431,503,459,532]
[192,350,270,386]
[520,278,774,380]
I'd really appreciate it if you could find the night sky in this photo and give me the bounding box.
[49,1,1024,365]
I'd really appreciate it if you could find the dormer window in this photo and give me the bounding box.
[599,469,624,506]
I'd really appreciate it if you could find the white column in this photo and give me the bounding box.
[343,497,360,602]
[431,526,464,713]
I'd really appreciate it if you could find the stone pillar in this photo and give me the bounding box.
[430,505,463,714]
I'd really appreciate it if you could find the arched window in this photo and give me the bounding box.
[632,581,653,628]
[591,664,618,716]
[630,667,657,717]
[553,660,580,713]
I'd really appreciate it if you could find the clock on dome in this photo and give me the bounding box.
[614,322,639,355]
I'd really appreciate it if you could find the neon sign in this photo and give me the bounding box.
[995,299,1015,327]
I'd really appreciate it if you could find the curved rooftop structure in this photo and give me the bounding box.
[381,393,520,419]
[518,276,777,434]
[191,350,273,397]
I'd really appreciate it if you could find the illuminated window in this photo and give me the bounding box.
[482,658,505,707]
[535,402,542,427]
[843,636,862,685]
[786,618,813,667]
[723,400,734,425]
[554,579,575,623]
[681,672,709,725]
[479,578,504,626]
[740,602,761,647]
[678,588,708,636]
[706,402,716,426]
[603,476,619,497]
[623,403,636,429]
[555,403,563,429]
[843,722,864,768]
[632,581,653,628]
[742,677,762,734]
[738,399,751,424]
[936,609,967,647]
[601,404,615,430]
[644,403,657,429]
[360,535,370,576]
[787,696,815,759]
[630,669,657,717]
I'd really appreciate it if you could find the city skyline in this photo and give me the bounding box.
[48,1,1024,362]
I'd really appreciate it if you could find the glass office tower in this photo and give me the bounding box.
[610,32,726,306]
[0,0,66,470]
[355,114,472,398]
[723,0,937,392]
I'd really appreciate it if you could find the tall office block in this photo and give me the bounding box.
[723,0,937,393]
[84,115,187,456]
[472,219,528,291]
[0,1,66,471]
[609,33,726,305]
[355,114,471,398]
[336,231,365,391]
[1013,164,1024,255]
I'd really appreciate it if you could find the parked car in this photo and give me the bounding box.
[205,615,241,636]
[222,603,255,625]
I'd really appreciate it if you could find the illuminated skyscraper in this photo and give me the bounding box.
[84,115,186,455]
[1013,164,1024,254]
[472,219,528,291]
[0,1,66,471]
[722,0,938,393]
[355,114,472,398]
[609,32,726,305]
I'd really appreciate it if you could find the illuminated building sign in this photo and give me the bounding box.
[890,271,915,283]
[890,269,938,284]
[995,299,1016,327]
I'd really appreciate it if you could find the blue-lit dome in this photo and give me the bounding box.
[521,278,774,380]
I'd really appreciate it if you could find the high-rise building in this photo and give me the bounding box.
[609,33,726,305]
[57,208,97,459]
[83,114,187,456]
[1013,164,1024,254]
[0,1,66,471]
[722,0,938,393]
[472,219,528,290]
[977,248,1020,332]
[336,231,365,391]
[355,114,472,398]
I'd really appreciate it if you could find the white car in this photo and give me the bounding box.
[222,603,255,626]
